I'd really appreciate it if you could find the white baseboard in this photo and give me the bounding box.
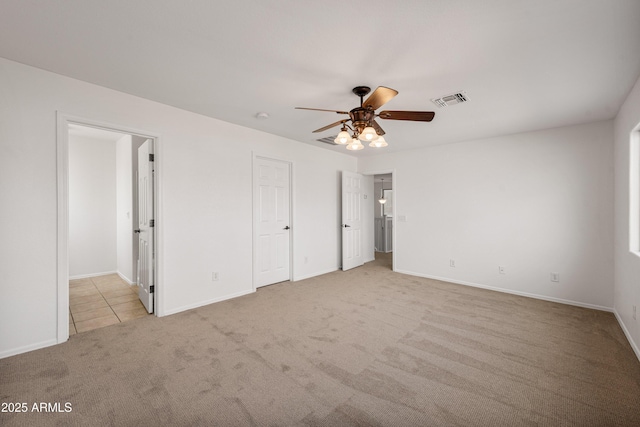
[69,270,135,285]
[117,271,135,286]
[0,338,58,360]
[613,309,640,362]
[162,289,255,316]
[69,270,117,280]
[293,267,339,282]
[394,269,614,312]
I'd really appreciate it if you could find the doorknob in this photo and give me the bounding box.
[283,226,290,230]
[343,224,351,228]
[134,229,141,233]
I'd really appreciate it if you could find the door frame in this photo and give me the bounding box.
[251,152,294,290]
[360,169,396,272]
[56,112,162,344]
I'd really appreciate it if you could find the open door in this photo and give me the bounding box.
[137,139,154,313]
[342,171,364,270]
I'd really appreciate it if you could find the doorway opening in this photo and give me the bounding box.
[373,173,393,269]
[340,170,395,272]
[351,170,394,271]
[56,114,159,343]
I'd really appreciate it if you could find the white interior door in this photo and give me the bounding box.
[342,171,364,270]
[137,139,154,313]
[254,157,291,288]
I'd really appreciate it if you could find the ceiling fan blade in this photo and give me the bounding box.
[362,86,398,110]
[371,120,385,136]
[312,119,349,133]
[378,110,435,122]
[296,107,349,114]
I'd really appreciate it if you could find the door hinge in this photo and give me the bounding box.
[150,285,154,293]
[150,219,155,227]
[149,153,154,162]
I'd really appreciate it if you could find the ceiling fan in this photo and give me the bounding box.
[296,86,435,150]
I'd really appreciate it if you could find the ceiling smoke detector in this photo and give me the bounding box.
[431,92,468,108]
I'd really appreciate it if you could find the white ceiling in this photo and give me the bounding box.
[1,0,639,157]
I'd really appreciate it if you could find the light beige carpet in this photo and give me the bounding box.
[2,253,640,426]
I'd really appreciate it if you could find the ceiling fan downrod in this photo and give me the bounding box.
[352,86,372,107]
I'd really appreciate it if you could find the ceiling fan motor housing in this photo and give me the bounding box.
[350,108,375,134]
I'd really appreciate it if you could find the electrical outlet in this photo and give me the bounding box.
[633,305,637,320]
[498,266,505,275]
[212,272,219,281]
[450,259,456,267]
[551,273,560,282]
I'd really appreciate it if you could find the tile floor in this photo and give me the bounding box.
[69,273,149,334]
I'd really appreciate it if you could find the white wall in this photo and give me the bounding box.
[614,73,640,358]
[116,134,133,283]
[68,135,117,277]
[0,57,356,358]
[359,120,615,309]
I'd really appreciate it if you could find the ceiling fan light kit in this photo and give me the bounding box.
[358,126,378,141]
[369,135,388,148]
[334,129,351,145]
[297,85,435,150]
[346,139,364,151]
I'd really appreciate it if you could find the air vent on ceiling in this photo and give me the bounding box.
[317,136,338,145]
[431,91,468,108]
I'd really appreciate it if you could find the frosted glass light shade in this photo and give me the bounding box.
[346,140,364,151]
[358,126,377,141]
[378,198,387,204]
[369,135,388,148]
[334,130,351,145]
